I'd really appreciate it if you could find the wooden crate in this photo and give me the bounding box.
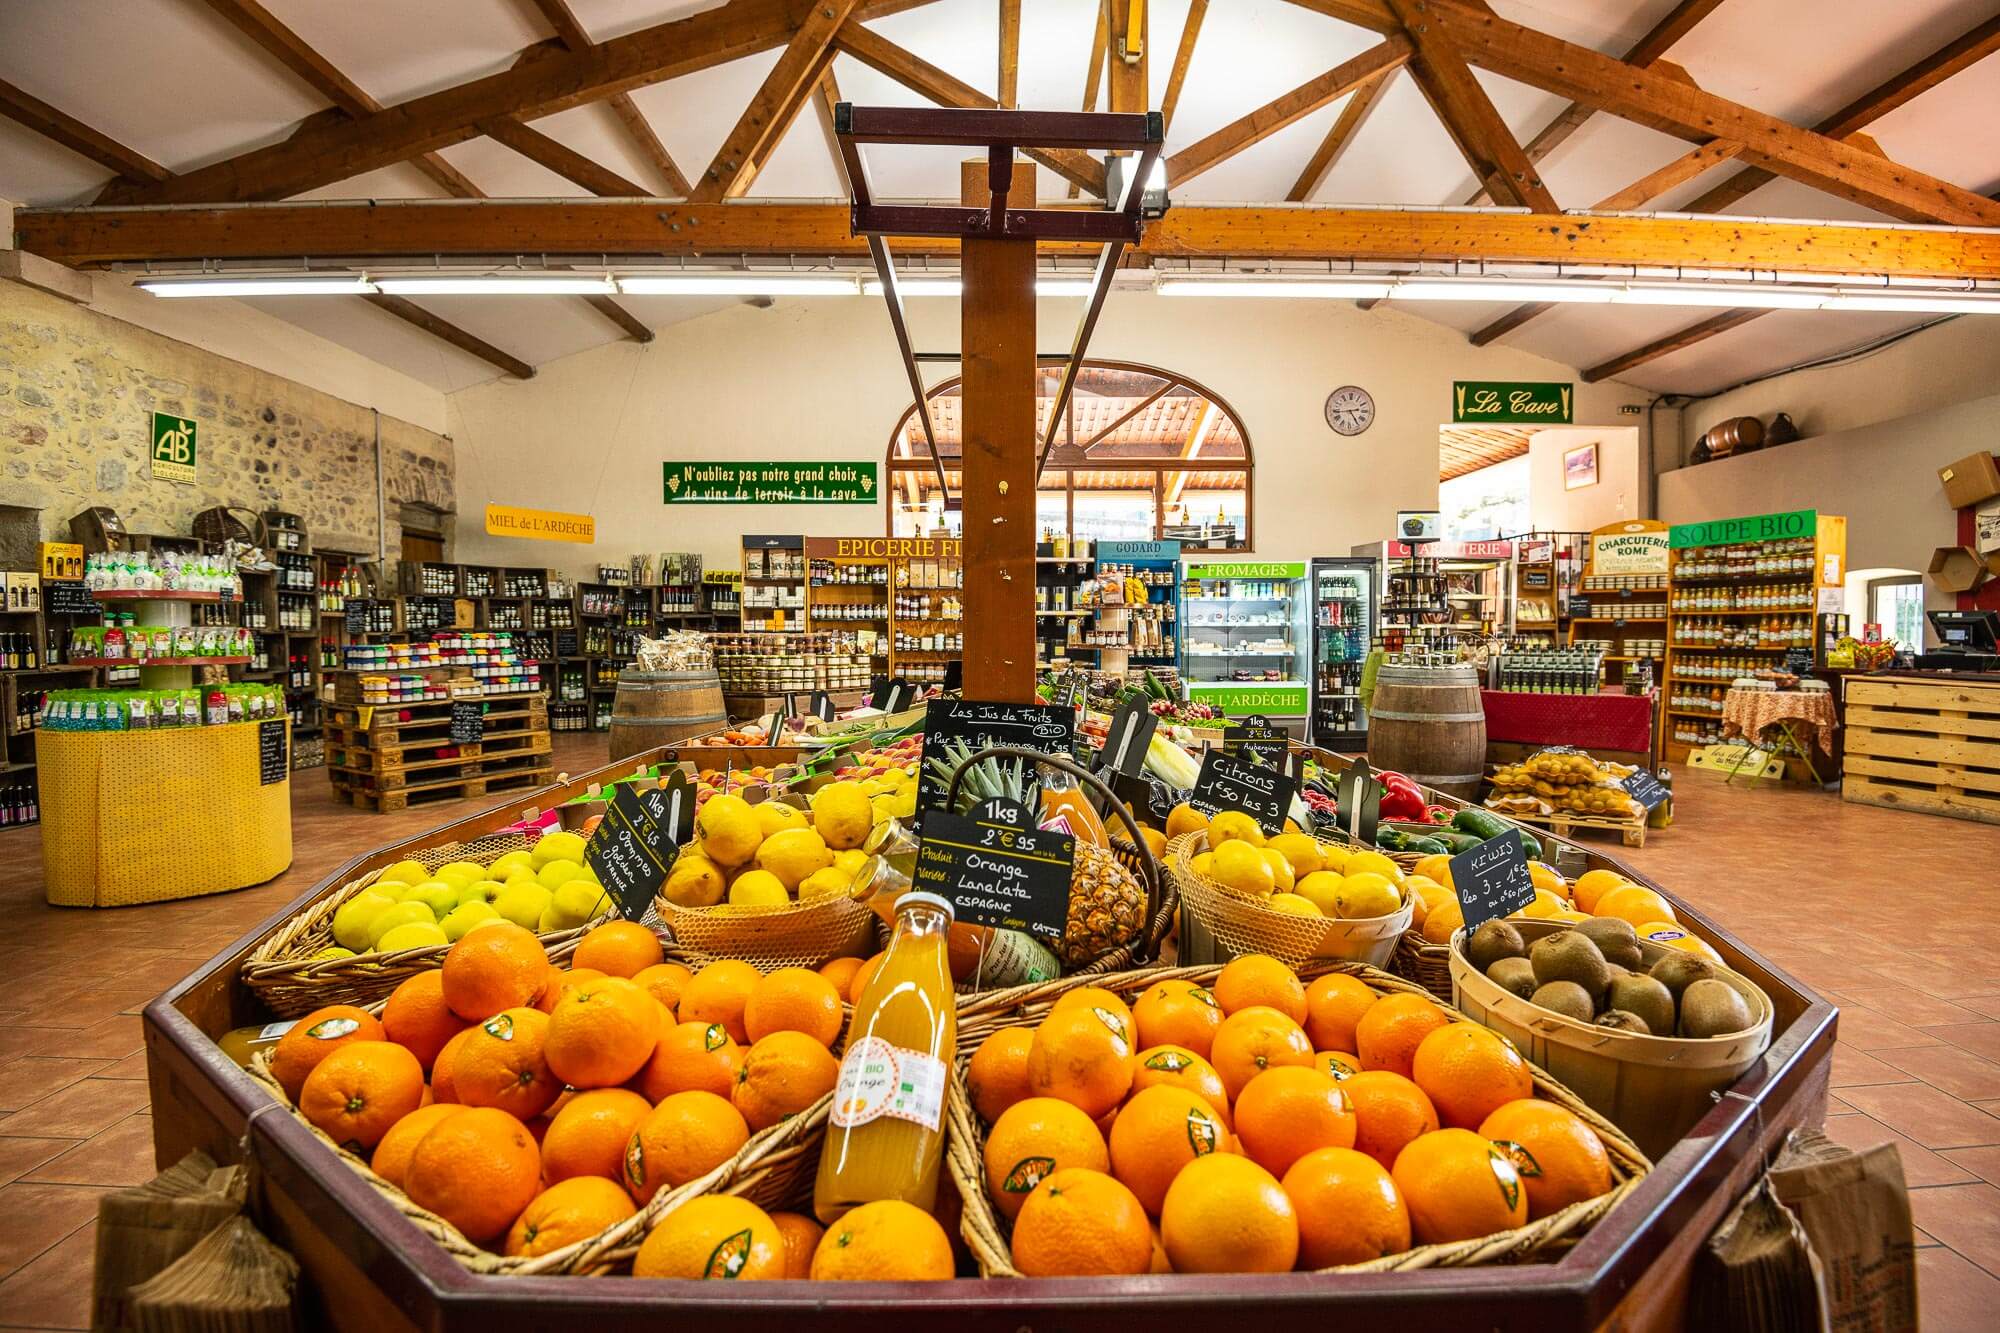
[325,692,552,812]
[333,764,553,813]
[1842,675,2000,825]
[1504,806,1647,848]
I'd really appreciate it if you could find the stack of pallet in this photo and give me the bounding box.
[323,671,552,813]
[1842,673,2000,825]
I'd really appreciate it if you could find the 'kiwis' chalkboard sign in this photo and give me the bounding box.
[1189,749,1296,836]
[1450,830,1537,931]
[257,720,288,785]
[450,700,484,744]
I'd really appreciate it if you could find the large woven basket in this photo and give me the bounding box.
[240,831,604,1016]
[1394,934,1456,1001]
[1169,831,1412,969]
[654,890,881,973]
[947,961,1650,1278]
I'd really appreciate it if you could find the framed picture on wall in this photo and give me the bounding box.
[1563,442,1599,490]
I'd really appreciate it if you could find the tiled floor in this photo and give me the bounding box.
[1,740,1999,1327]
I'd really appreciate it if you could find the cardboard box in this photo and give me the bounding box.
[4,572,40,612]
[1939,452,2000,510]
[39,541,83,580]
[1927,545,1988,593]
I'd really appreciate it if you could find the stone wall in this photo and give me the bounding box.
[1,278,453,556]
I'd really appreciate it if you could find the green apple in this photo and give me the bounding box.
[494,883,553,931]
[456,879,505,907]
[531,830,587,869]
[432,861,488,888]
[485,850,535,880]
[536,858,589,891]
[365,901,435,949]
[411,883,459,920]
[546,878,611,931]
[441,901,500,941]
[379,859,430,888]
[376,921,449,952]
[331,890,397,951]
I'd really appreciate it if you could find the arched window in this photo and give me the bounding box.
[885,360,1254,549]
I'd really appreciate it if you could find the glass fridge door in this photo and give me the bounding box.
[1312,558,1375,746]
[1180,562,1310,719]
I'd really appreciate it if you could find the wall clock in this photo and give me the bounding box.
[1325,385,1374,436]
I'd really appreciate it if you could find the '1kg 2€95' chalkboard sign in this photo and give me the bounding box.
[913,798,1073,947]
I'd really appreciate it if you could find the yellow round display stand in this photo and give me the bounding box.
[40,722,294,907]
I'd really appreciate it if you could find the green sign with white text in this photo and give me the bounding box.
[150,411,198,484]
[1189,683,1310,715]
[1669,509,1816,549]
[1184,561,1307,580]
[664,461,877,504]
[1452,381,1574,424]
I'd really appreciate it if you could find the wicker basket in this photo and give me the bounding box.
[192,505,269,550]
[1394,934,1455,1001]
[1169,831,1412,969]
[947,961,1651,1278]
[240,832,604,1016]
[654,890,881,974]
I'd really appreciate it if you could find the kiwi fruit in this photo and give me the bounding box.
[1679,978,1753,1038]
[1530,930,1610,1003]
[1466,919,1527,972]
[1650,952,1719,1002]
[1486,956,1538,1000]
[1596,1009,1651,1034]
[1575,917,1643,970]
[1530,980,1595,1022]
[1605,972,1676,1036]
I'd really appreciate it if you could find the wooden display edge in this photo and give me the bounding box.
[141,736,1833,1332]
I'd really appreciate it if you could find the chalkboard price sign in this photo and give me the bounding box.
[450,700,484,745]
[942,660,963,694]
[44,581,99,617]
[1222,719,1287,766]
[1188,749,1297,836]
[257,719,288,785]
[880,677,917,714]
[809,690,835,722]
[1450,830,1537,932]
[1100,694,1158,778]
[1622,769,1670,812]
[556,629,579,657]
[1056,672,1086,711]
[583,772,694,921]
[344,600,368,635]
[917,698,1077,817]
[913,798,1073,945]
[1333,757,1382,845]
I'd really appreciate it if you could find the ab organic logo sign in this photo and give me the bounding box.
[150,411,198,484]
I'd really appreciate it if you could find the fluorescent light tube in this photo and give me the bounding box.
[1392,280,1615,302]
[1822,291,2000,314]
[858,278,1108,296]
[618,274,859,295]
[140,276,376,297]
[375,275,615,295]
[1616,283,1826,309]
[1155,278,1392,298]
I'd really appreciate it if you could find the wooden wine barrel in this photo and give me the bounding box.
[607,670,727,760]
[1702,415,1764,459]
[1366,663,1488,799]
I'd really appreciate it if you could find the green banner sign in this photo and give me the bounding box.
[1184,561,1306,580]
[150,411,198,484]
[1452,381,1574,424]
[1189,683,1309,715]
[1669,509,1816,549]
[664,461,877,504]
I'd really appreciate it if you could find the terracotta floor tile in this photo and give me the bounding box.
[0,1058,112,1114]
[24,1015,145,1062]
[1841,986,1986,1029]
[1827,1092,1857,1114]
[1872,1045,2000,1102]
[96,1052,148,1081]
[1956,996,2000,1021]
[1939,1145,2000,1188]
[1831,1044,1919,1089]
[0,1135,76,1188]
[24,1113,155,1188]
[1918,1248,2000,1332]
[1835,1007,1945,1051]
[1910,1182,2000,1279]
[1840,1083,2000,1150]
[0,1028,68,1065]
[1819,1113,1978,1187]
[0,1219,95,1329]
[1925,1023,2000,1064]
[0,1181,104,1279]
[0,1077,151,1139]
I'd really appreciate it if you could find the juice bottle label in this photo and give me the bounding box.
[830,1035,948,1131]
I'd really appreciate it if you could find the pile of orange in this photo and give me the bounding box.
[964,954,1615,1276]
[274,919,886,1266]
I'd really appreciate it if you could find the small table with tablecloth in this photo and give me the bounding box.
[1720,686,1839,785]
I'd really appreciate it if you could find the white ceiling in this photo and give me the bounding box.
[3,0,1997,395]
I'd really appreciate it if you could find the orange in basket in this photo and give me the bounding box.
[270,1004,384,1100]
[571,920,664,978]
[1026,1008,1135,1119]
[451,1007,561,1121]
[623,1090,749,1203]
[545,978,659,1089]
[541,1088,652,1186]
[638,1021,742,1102]
[369,1103,464,1190]
[441,924,549,1022]
[504,1176,637,1259]
[382,972,472,1073]
[404,1106,542,1245]
[1210,1006,1313,1100]
[299,1041,425,1153]
[1354,993,1450,1079]
[1478,1099,1613,1221]
[1391,1128,1528,1245]
[1132,980,1223,1058]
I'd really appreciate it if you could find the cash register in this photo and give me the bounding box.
[1918,610,2000,672]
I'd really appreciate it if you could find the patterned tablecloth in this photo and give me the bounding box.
[1721,687,1839,754]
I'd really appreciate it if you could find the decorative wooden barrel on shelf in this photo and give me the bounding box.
[1702,415,1764,458]
[1367,662,1488,798]
[607,670,727,760]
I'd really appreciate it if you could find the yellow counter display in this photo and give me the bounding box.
[40,722,294,907]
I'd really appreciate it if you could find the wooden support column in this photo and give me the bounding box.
[958,156,1038,703]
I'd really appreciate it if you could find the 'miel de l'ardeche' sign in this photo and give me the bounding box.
[664,461,877,504]
[1453,381,1574,424]
[485,503,596,543]
[1669,509,1816,549]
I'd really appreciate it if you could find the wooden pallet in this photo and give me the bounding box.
[1503,807,1647,848]
[333,764,553,813]
[1842,676,2000,826]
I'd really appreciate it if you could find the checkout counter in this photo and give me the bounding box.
[1841,611,2000,824]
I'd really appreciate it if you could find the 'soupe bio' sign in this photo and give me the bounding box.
[1669,509,1816,549]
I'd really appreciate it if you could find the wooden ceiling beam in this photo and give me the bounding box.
[1166,36,1412,187]
[1104,0,1148,117]
[1389,0,1555,211]
[1286,69,1391,202]
[998,0,1021,108]
[480,115,648,195]
[519,0,693,197]
[1420,0,2000,226]
[1159,0,1209,134]
[1461,0,1724,205]
[834,26,1108,196]
[104,0,939,205]
[582,295,654,344]
[0,77,171,183]
[1582,308,1765,384]
[1068,2,1112,198]
[1277,0,1401,36]
[691,0,857,201]
[28,202,2000,278]
[362,294,535,379]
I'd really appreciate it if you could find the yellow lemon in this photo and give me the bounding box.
[1207,811,1266,847]
[1412,853,1452,885]
[1343,850,1403,885]
[1332,872,1401,920]
[699,793,763,867]
[1190,851,1214,878]
[664,854,727,908]
[1267,893,1322,918]
[833,848,869,876]
[1165,803,1209,840]
[811,782,874,851]
[1260,847,1295,894]
[1317,843,1353,875]
[755,827,834,891]
[1294,871,1342,916]
[754,802,808,838]
[799,867,854,901]
[1210,839,1275,897]
[727,869,791,908]
[1267,833,1325,878]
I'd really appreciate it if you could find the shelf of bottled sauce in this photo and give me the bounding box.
[1671,538,1818,582]
[1671,615,1813,651]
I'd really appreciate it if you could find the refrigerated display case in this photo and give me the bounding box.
[1310,557,1376,749]
[1180,559,1310,721]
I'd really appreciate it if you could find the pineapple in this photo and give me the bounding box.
[1059,844,1147,967]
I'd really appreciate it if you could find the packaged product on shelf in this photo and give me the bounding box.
[1487,747,1644,820]
[41,684,283,732]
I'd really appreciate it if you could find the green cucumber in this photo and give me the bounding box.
[1451,808,1513,841]
[1401,835,1452,856]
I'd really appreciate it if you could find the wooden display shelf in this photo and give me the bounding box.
[332,763,553,813]
[91,588,228,602]
[1842,673,2000,825]
[67,655,251,667]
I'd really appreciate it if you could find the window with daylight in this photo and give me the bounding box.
[886,362,1253,548]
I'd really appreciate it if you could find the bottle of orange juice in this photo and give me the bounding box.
[814,890,957,1223]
